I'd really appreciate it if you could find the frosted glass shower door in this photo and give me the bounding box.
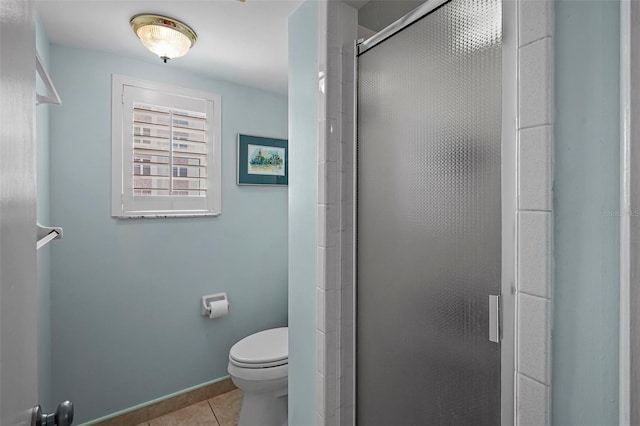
[356,0,502,424]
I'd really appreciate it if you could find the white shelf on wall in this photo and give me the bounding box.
[36,50,61,106]
[37,224,63,250]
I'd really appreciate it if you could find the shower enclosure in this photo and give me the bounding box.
[356,0,503,423]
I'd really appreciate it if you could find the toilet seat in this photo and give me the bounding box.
[228,361,288,381]
[229,327,288,369]
[229,358,287,369]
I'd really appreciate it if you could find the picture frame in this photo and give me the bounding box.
[237,134,288,186]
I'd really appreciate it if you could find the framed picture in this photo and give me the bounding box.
[237,134,288,186]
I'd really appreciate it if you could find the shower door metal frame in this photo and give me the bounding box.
[350,0,517,424]
[619,2,640,423]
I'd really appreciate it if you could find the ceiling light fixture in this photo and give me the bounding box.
[130,14,197,63]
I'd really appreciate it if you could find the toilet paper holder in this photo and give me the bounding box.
[201,292,229,316]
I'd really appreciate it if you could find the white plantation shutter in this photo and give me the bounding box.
[112,76,221,217]
[132,104,208,197]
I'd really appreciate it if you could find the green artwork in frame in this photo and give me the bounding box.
[237,134,288,186]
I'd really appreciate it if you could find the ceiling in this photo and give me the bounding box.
[36,0,308,95]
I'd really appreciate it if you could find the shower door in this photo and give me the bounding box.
[356,0,502,424]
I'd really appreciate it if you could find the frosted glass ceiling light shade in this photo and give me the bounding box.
[130,15,197,63]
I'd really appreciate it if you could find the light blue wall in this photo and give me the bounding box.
[48,45,288,423]
[553,1,620,424]
[288,2,318,425]
[35,16,52,413]
[358,0,424,32]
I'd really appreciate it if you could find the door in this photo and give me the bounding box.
[356,0,502,424]
[0,0,39,424]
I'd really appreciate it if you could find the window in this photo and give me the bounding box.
[112,75,221,218]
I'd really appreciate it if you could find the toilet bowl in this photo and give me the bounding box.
[228,327,288,426]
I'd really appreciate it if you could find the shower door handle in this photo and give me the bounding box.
[489,295,500,343]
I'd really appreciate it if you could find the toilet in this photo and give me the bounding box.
[228,327,288,426]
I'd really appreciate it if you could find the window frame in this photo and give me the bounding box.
[111,75,222,218]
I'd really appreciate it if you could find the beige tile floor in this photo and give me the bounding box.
[136,389,242,426]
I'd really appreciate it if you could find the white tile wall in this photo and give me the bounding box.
[518,125,553,211]
[316,368,340,424]
[316,2,358,426]
[317,246,338,291]
[317,328,340,377]
[316,368,340,426]
[317,328,326,374]
[337,8,357,426]
[326,330,340,378]
[519,37,553,129]
[317,204,339,248]
[318,161,339,205]
[317,287,339,333]
[328,120,341,162]
[518,0,553,47]
[316,370,326,417]
[318,119,328,162]
[515,1,554,424]
[518,211,552,298]
[517,373,551,426]
[517,293,551,384]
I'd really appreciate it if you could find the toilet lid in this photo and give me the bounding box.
[229,327,288,366]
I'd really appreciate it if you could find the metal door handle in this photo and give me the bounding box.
[31,401,74,426]
[489,295,500,343]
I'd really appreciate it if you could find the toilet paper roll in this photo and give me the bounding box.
[208,300,229,319]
